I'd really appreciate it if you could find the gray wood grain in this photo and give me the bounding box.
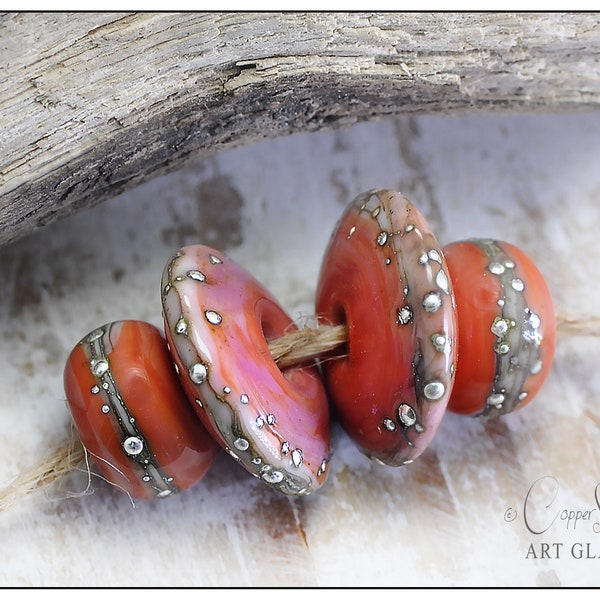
[2,12,599,246]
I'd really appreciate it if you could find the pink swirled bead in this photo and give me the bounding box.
[161,245,331,496]
[316,190,458,466]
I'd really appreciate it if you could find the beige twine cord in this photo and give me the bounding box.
[0,315,597,512]
[0,434,86,512]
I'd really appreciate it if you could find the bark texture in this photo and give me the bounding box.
[2,12,599,246]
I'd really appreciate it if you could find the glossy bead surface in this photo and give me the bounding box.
[64,320,220,500]
[316,190,457,466]
[443,239,556,416]
[162,245,331,495]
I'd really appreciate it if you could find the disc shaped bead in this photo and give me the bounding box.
[161,245,331,496]
[316,189,457,466]
[443,239,556,416]
[64,320,220,500]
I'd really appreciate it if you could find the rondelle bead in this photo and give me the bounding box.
[315,190,457,466]
[443,239,556,416]
[64,320,220,500]
[161,245,331,496]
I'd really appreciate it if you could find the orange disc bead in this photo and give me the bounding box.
[443,239,556,417]
[64,320,220,500]
[316,190,457,466]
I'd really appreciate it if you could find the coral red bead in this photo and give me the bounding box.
[316,190,457,465]
[161,245,331,495]
[64,320,220,500]
[443,239,556,416]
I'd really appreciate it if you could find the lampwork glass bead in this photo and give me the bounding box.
[316,190,457,466]
[443,239,556,417]
[161,245,331,496]
[64,320,220,500]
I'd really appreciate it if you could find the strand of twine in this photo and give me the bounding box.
[1,315,598,513]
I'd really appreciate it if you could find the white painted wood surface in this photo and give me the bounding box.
[1,113,599,586]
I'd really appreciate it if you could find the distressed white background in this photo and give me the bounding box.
[1,112,599,586]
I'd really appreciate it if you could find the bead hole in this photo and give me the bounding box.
[322,302,349,362]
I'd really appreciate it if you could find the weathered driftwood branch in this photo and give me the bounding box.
[2,12,600,247]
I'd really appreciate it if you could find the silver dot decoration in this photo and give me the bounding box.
[188,362,208,385]
[123,436,144,456]
[281,441,290,455]
[318,459,328,477]
[428,249,442,263]
[256,416,265,428]
[291,449,304,468]
[377,231,388,246]
[240,393,249,404]
[418,248,444,266]
[187,269,206,282]
[234,438,250,452]
[435,269,450,294]
[383,417,397,431]
[431,333,450,353]
[528,311,541,330]
[90,359,109,377]
[487,393,505,407]
[398,403,417,427]
[522,310,543,346]
[205,310,223,325]
[209,254,222,264]
[491,317,510,337]
[266,413,276,426]
[511,278,525,292]
[91,385,100,395]
[530,360,543,375]
[474,238,547,417]
[423,381,445,401]
[348,226,356,239]
[262,470,284,484]
[175,317,187,335]
[422,292,442,313]
[397,306,413,325]
[101,405,110,414]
